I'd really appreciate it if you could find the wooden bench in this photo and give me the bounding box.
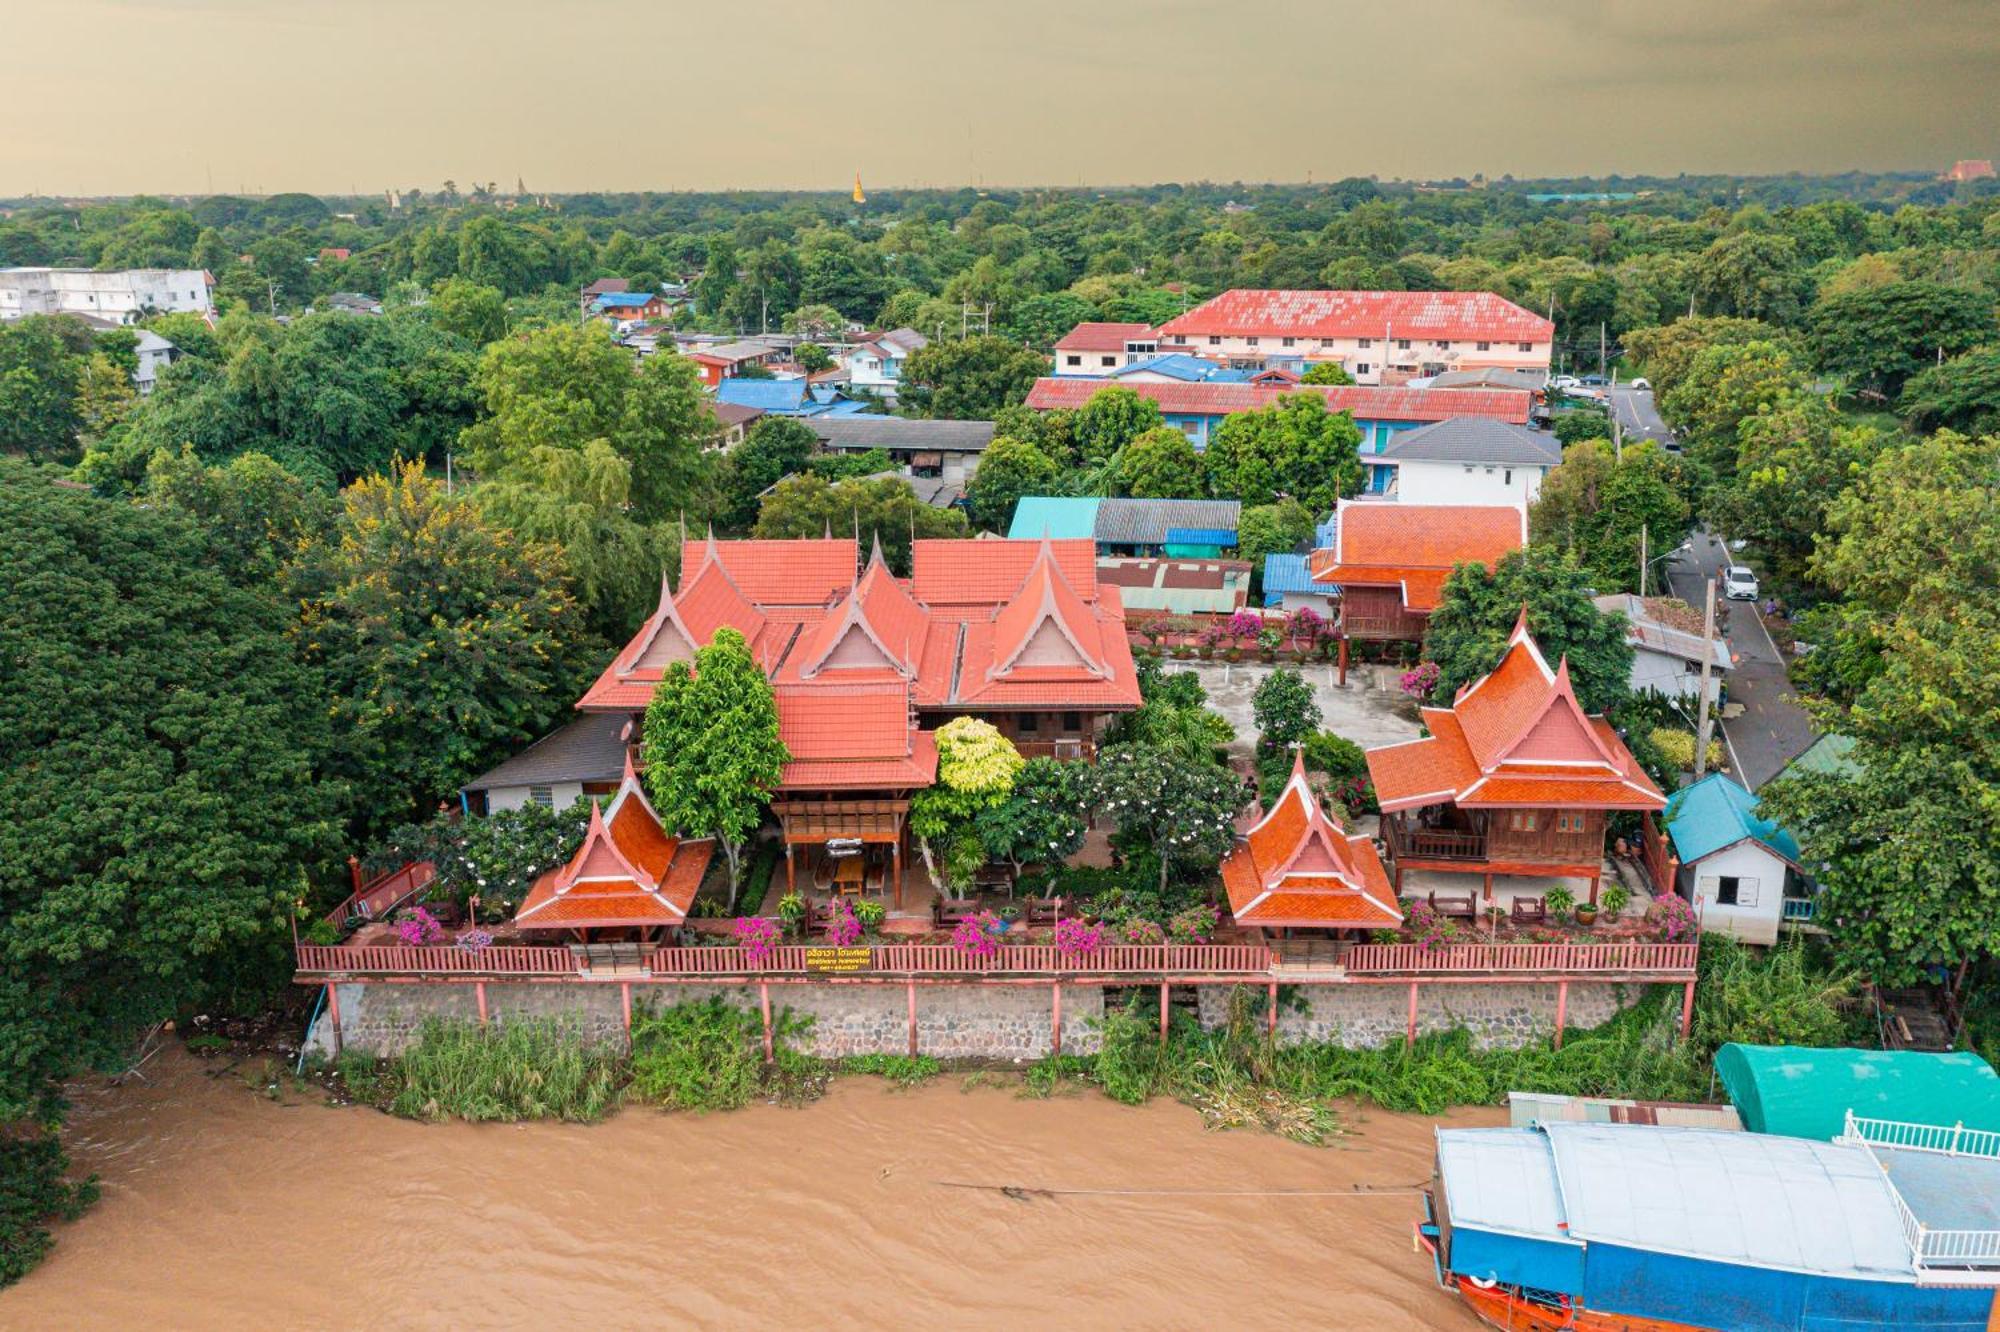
[1428,891,1478,922]
[1023,896,1065,928]
[933,897,984,929]
[1510,896,1548,925]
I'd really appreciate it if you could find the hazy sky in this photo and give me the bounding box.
[6,0,1999,195]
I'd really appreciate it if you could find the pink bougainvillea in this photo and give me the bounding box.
[394,907,444,947]
[1405,899,1459,954]
[1398,661,1441,699]
[1649,893,1698,942]
[1120,918,1165,945]
[952,912,1001,957]
[1225,610,1265,644]
[1053,915,1103,958]
[734,915,781,965]
[826,898,864,946]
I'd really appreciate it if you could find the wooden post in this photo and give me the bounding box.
[475,980,488,1027]
[347,855,363,895]
[1052,983,1063,1056]
[759,982,773,1063]
[1406,980,1420,1051]
[1482,872,1494,903]
[785,842,796,894]
[325,982,344,1057]
[1588,871,1601,907]
[1554,980,1569,1050]
[906,979,918,1057]
[1336,635,1349,688]
[892,841,902,911]
[1680,979,1696,1040]
[1159,983,1170,1045]
[621,981,633,1050]
[1267,980,1278,1037]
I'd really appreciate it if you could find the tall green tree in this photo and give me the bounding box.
[1072,386,1166,466]
[1252,668,1322,753]
[1622,316,1794,402]
[1424,546,1634,713]
[1705,393,1884,588]
[898,335,1046,419]
[0,317,87,461]
[911,718,1024,895]
[964,435,1060,531]
[976,756,1091,880]
[721,417,819,529]
[1808,280,1995,398]
[1899,346,2000,437]
[1203,392,1363,509]
[427,276,510,346]
[293,461,596,835]
[1092,743,1242,893]
[1115,425,1206,498]
[640,627,788,907]
[1529,440,1690,593]
[754,473,970,573]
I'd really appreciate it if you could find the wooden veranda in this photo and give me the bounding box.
[773,798,911,907]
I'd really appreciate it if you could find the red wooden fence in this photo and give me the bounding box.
[323,861,436,927]
[1341,941,1698,976]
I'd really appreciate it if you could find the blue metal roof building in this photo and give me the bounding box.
[1261,553,1341,607]
[1007,496,1101,541]
[1665,773,1803,866]
[714,378,865,418]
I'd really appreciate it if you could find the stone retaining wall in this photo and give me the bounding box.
[1196,981,1639,1049]
[307,980,1103,1060]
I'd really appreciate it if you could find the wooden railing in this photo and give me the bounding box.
[296,944,581,976]
[1388,823,1488,862]
[1012,739,1093,761]
[323,861,436,927]
[1341,614,1424,641]
[1341,942,1699,976]
[1782,898,1818,923]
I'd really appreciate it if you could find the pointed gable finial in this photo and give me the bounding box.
[1511,602,1531,641]
[869,528,887,570]
[621,744,641,788]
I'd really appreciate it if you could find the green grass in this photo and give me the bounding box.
[382,1016,626,1123]
[836,1053,942,1086]
[628,997,823,1111]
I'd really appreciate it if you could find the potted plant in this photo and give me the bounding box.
[997,904,1020,931]
[1600,883,1631,922]
[1543,885,1575,923]
[1574,899,1599,927]
[1256,627,1282,662]
[776,891,807,934]
[854,898,887,934]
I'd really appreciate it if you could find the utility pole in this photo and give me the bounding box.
[1599,321,1607,379]
[1639,522,1648,598]
[1693,573,1719,778]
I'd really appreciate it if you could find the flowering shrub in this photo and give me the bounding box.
[952,912,1001,957]
[1167,903,1220,944]
[1225,610,1265,644]
[1121,918,1165,945]
[1398,661,1441,699]
[1286,606,1326,650]
[1405,900,1459,953]
[1649,893,1698,942]
[453,928,493,954]
[394,907,444,947]
[826,898,864,946]
[1053,915,1103,958]
[853,899,886,930]
[367,797,593,911]
[734,915,781,965]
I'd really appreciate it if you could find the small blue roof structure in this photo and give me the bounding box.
[1261,553,1341,605]
[1164,527,1238,546]
[1109,353,1220,382]
[1664,773,1802,866]
[592,291,658,310]
[1007,496,1100,541]
[715,378,840,416]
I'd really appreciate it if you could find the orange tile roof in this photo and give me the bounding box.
[776,682,912,761]
[1366,620,1664,814]
[1307,501,1524,613]
[514,762,713,930]
[680,536,855,606]
[1156,288,1552,344]
[779,728,938,791]
[912,537,1098,603]
[1220,757,1400,930]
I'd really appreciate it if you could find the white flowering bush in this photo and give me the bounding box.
[366,797,595,917]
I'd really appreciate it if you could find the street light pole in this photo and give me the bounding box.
[1693,573,1719,778]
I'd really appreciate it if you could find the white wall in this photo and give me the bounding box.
[1156,331,1551,384]
[1685,840,1788,946]
[1055,349,1134,376]
[1630,648,1721,704]
[483,781,583,814]
[0,268,212,323]
[1393,459,1547,505]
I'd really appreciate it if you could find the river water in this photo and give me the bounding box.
[7,1049,1496,1330]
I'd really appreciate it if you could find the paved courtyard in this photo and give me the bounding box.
[1157,658,1423,757]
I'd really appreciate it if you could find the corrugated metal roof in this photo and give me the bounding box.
[463,712,629,793]
[1261,553,1341,600]
[1007,497,1100,541]
[1377,418,1563,466]
[1664,773,1802,865]
[810,417,996,452]
[1163,526,1238,545]
[1095,497,1240,546]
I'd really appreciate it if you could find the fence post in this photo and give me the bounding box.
[475,980,488,1027]
[1052,982,1063,1056]
[1406,980,1420,1051]
[1679,978,1696,1040]
[1160,982,1170,1046]
[759,982,773,1063]
[621,982,633,1051]
[1267,980,1278,1038]
[325,982,344,1057]
[1554,980,1568,1050]
[906,979,917,1058]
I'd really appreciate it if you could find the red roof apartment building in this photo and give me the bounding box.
[1052,321,1159,376]
[1152,289,1553,385]
[570,532,1141,903]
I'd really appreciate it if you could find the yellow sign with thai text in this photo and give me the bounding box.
[804,947,871,974]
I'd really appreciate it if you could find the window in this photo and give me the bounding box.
[1018,713,1040,734]
[1556,812,1585,833]
[1435,340,1451,350]
[1281,336,1295,347]
[1319,338,1334,348]
[1503,469,1513,486]
[528,785,554,808]
[1396,338,1411,350]
[1063,711,1082,733]
[1174,335,1188,345]
[1065,354,1081,367]
[1464,465,1475,474]
[1484,466,1496,475]
[1100,355,1116,366]
[1359,338,1374,349]
[1355,363,1370,375]
[1518,342,1532,352]
[1510,812,1538,832]
[1208,335,1221,346]
[1246,336,1261,347]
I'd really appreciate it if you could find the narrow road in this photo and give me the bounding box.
[1664,530,1819,790]
[1608,382,1674,448]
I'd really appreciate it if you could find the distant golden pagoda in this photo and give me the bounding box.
[852,173,867,205]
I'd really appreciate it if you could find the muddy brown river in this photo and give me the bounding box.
[7,1049,1496,1329]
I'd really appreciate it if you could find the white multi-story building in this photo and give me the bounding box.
[1151,289,1552,385]
[0,267,213,324]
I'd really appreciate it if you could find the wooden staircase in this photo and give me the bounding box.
[1879,987,1954,1052]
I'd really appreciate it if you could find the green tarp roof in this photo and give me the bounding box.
[1007,496,1099,541]
[1715,1043,2000,1141]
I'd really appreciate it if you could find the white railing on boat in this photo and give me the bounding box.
[1841,1111,2000,1162]
[1840,1111,2000,1277]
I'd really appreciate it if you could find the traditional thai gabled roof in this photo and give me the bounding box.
[983,538,1110,682]
[576,539,771,711]
[678,535,855,606]
[790,537,927,681]
[514,755,714,930]
[774,682,939,791]
[1366,614,1665,814]
[1221,752,1401,929]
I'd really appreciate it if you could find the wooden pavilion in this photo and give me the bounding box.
[1221,750,1402,937]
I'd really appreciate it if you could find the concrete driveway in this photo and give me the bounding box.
[1663,530,1819,790]
[1158,658,1422,757]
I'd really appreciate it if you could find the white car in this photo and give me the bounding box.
[1552,374,1581,390]
[1723,566,1760,601]
[1631,377,1651,391]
